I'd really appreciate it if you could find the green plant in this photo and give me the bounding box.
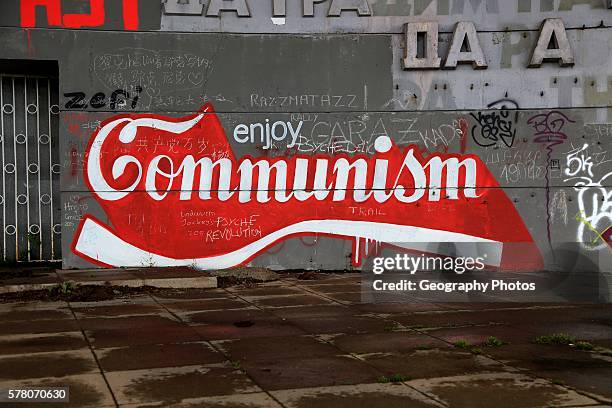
[574,341,594,351]
[533,333,575,345]
[377,374,410,383]
[484,336,508,347]
[600,351,612,357]
[230,361,242,370]
[49,282,77,295]
[552,379,565,386]
[470,347,483,355]
[454,340,471,349]
[383,324,398,332]
[27,233,41,246]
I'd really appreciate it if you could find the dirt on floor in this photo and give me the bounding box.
[0,285,154,303]
[0,275,308,303]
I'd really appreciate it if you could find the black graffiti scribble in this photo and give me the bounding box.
[470,99,519,148]
[64,86,143,110]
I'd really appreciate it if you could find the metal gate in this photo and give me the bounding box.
[0,74,61,262]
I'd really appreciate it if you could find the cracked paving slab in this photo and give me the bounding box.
[0,373,115,407]
[271,383,446,408]
[407,372,601,408]
[105,364,262,405]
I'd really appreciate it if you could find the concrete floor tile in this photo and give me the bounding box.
[57,269,141,282]
[268,305,352,320]
[106,365,261,405]
[329,331,450,354]
[0,349,98,380]
[96,342,227,372]
[191,317,306,341]
[520,321,612,341]
[150,288,229,300]
[294,274,362,286]
[532,367,612,402]
[0,301,68,312]
[422,325,535,346]
[229,286,306,297]
[69,295,155,309]
[162,298,251,312]
[133,267,204,279]
[362,349,505,379]
[352,302,452,314]
[321,292,363,304]
[249,294,334,308]
[79,314,183,331]
[0,332,88,356]
[241,355,382,391]
[72,303,165,318]
[0,373,115,407]
[86,326,201,349]
[390,310,521,329]
[213,335,341,362]
[0,307,73,322]
[407,372,599,408]
[272,382,445,408]
[2,319,80,335]
[484,343,611,371]
[305,284,362,294]
[181,308,271,325]
[120,392,283,407]
[287,315,397,335]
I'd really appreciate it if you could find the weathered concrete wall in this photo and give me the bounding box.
[0,0,610,275]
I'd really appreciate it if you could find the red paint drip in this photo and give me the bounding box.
[70,148,78,177]
[26,29,33,57]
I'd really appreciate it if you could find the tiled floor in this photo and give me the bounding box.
[0,273,611,407]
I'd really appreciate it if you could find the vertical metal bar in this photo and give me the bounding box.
[36,79,42,260]
[0,76,5,261]
[24,78,31,261]
[11,78,17,260]
[47,79,54,259]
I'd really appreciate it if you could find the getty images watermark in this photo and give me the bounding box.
[370,254,536,295]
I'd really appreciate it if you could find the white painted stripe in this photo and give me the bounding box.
[74,217,503,269]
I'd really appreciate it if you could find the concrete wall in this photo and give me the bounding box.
[0,0,610,275]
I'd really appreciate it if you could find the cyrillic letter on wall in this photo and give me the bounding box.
[163,0,204,15]
[529,18,574,68]
[328,0,372,16]
[207,0,251,17]
[402,22,441,70]
[273,0,286,16]
[303,0,327,17]
[444,21,488,69]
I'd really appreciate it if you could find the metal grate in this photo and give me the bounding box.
[0,75,61,262]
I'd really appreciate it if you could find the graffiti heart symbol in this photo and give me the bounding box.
[72,104,542,270]
[187,72,205,87]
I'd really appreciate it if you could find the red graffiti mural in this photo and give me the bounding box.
[72,104,542,270]
[20,0,139,30]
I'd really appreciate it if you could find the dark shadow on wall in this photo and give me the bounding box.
[0,59,58,77]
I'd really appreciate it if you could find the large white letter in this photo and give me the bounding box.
[402,22,441,70]
[444,22,487,69]
[529,18,574,68]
